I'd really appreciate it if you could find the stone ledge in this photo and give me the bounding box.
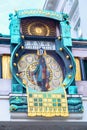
[9,94,83,97]
[10,112,83,120]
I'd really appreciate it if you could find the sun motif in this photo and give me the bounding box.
[27,22,50,36]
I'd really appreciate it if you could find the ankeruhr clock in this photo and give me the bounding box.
[9,9,83,117]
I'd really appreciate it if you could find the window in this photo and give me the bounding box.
[75,57,81,81]
[2,54,12,79]
[74,18,83,38]
[83,59,87,80]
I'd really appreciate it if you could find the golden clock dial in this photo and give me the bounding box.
[17,54,63,91]
[27,22,50,36]
[18,60,27,70]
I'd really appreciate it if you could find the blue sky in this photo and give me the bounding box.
[0,0,45,35]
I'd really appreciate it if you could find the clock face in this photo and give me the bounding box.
[17,53,63,92]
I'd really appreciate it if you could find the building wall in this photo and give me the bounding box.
[43,0,87,38]
[56,0,80,38]
[0,43,87,121]
[0,97,10,121]
[79,0,87,38]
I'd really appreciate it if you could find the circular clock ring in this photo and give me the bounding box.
[11,38,76,91]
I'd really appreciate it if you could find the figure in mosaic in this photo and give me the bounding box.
[32,48,50,91]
